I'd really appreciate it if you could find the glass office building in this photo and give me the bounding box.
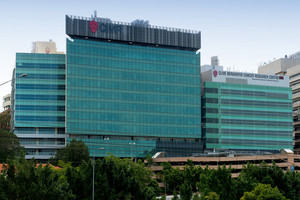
[12,53,66,159]
[202,69,293,153]
[66,15,202,157]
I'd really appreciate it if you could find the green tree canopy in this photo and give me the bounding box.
[236,162,300,200]
[54,139,89,167]
[197,165,236,200]
[179,181,192,200]
[0,109,11,130]
[241,183,288,200]
[0,158,74,200]
[204,192,219,200]
[60,155,160,200]
[0,128,23,162]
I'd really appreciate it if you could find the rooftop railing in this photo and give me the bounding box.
[67,15,200,34]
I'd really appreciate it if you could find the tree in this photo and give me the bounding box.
[183,160,203,192]
[0,109,11,130]
[54,139,90,167]
[197,165,236,200]
[63,160,92,200]
[93,155,160,200]
[172,190,179,200]
[180,181,192,200]
[241,183,288,200]
[161,162,184,193]
[0,158,74,199]
[160,160,204,194]
[145,154,153,167]
[236,162,294,200]
[282,171,300,200]
[0,128,23,162]
[204,192,219,200]
[61,155,160,200]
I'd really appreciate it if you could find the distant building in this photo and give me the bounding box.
[201,56,223,73]
[289,51,300,59]
[286,65,300,153]
[3,94,11,110]
[201,65,293,154]
[258,53,300,153]
[11,41,66,160]
[31,40,64,54]
[258,56,300,75]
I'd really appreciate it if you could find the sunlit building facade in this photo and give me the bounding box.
[66,15,202,157]
[202,68,293,153]
[12,51,66,159]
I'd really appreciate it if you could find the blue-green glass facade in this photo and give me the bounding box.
[203,81,293,153]
[12,53,66,159]
[66,39,202,157]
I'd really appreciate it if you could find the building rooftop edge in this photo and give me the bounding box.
[66,15,201,35]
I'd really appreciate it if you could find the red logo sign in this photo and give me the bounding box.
[213,70,218,77]
[89,20,98,33]
[45,47,50,54]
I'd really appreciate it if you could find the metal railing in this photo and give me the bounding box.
[67,15,200,34]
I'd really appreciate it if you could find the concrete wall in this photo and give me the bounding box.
[258,58,300,75]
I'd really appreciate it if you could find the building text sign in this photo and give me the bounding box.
[212,70,289,87]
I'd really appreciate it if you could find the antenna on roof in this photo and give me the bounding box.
[91,10,97,19]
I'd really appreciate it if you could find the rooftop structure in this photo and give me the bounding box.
[258,55,300,75]
[66,15,201,51]
[31,40,64,54]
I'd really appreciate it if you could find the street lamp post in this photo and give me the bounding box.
[129,142,135,169]
[0,74,27,87]
[92,147,104,200]
[104,137,109,156]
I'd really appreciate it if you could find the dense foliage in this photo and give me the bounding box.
[0,156,160,200]
[0,158,74,200]
[1,131,299,200]
[0,110,23,162]
[0,109,11,130]
[241,183,288,200]
[52,139,90,167]
[0,128,23,163]
[159,161,300,200]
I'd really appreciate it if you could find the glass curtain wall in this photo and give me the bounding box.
[13,53,66,159]
[66,39,202,157]
[203,81,293,153]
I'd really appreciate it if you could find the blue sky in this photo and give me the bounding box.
[1,0,300,104]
